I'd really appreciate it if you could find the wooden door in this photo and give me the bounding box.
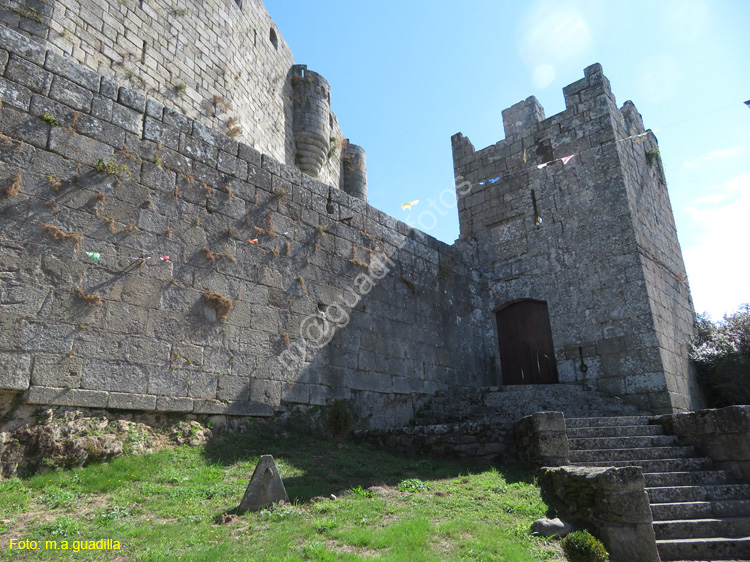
[496,300,558,385]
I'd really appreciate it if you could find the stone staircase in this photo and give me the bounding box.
[415,384,644,425]
[357,384,647,465]
[567,415,750,561]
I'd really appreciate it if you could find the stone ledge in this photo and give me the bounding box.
[540,465,659,562]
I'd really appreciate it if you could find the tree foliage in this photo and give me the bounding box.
[689,304,750,407]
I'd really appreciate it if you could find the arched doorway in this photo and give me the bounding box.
[496,299,558,385]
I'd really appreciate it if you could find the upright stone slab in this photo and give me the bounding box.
[238,455,289,512]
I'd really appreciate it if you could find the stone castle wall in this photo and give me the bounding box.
[0,0,348,189]
[0,24,495,428]
[0,0,702,426]
[452,64,700,414]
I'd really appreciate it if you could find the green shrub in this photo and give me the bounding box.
[327,399,352,438]
[561,530,609,562]
[689,305,750,407]
[397,478,430,493]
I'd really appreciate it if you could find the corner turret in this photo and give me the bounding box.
[342,142,367,201]
[292,65,332,178]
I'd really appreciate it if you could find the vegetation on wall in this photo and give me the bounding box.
[689,304,750,407]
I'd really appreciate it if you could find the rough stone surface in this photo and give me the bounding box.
[541,465,660,562]
[652,405,750,481]
[0,11,700,427]
[515,411,569,467]
[238,455,289,512]
[530,517,573,537]
[0,406,211,478]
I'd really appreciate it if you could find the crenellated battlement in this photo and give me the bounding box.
[452,63,698,414]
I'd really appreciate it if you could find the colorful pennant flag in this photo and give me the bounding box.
[402,200,419,211]
[85,252,101,261]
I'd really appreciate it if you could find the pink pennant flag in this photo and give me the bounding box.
[561,155,575,165]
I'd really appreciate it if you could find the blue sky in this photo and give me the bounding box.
[264,0,750,320]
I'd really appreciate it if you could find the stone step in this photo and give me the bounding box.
[656,536,750,561]
[569,445,696,463]
[566,424,664,438]
[565,415,650,428]
[569,434,678,451]
[419,408,644,425]
[645,470,732,487]
[653,517,750,540]
[651,500,750,521]
[578,457,714,473]
[648,484,750,504]
[418,410,643,426]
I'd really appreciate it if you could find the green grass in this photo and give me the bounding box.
[0,423,564,561]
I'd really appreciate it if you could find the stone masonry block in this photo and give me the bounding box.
[118,86,146,112]
[0,104,47,148]
[226,401,273,416]
[26,386,108,408]
[217,374,250,401]
[149,368,190,397]
[0,25,46,65]
[530,411,566,433]
[108,392,157,410]
[0,76,31,109]
[43,51,100,91]
[5,54,52,95]
[49,126,114,166]
[347,371,392,393]
[180,134,218,166]
[127,337,170,367]
[30,353,82,388]
[250,379,281,404]
[187,372,217,400]
[156,396,193,412]
[281,382,310,404]
[144,116,180,150]
[111,102,143,135]
[146,98,164,119]
[163,107,192,133]
[193,399,229,415]
[99,76,118,100]
[81,361,149,393]
[48,75,93,111]
[0,352,32,389]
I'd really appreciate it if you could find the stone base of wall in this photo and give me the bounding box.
[651,405,750,482]
[355,421,509,465]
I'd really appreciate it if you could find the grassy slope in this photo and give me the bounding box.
[0,423,565,561]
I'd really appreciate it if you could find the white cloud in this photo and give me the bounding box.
[683,173,750,319]
[684,145,746,169]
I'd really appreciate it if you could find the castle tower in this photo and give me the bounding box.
[342,142,367,201]
[292,65,332,178]
[452,64,701,414]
